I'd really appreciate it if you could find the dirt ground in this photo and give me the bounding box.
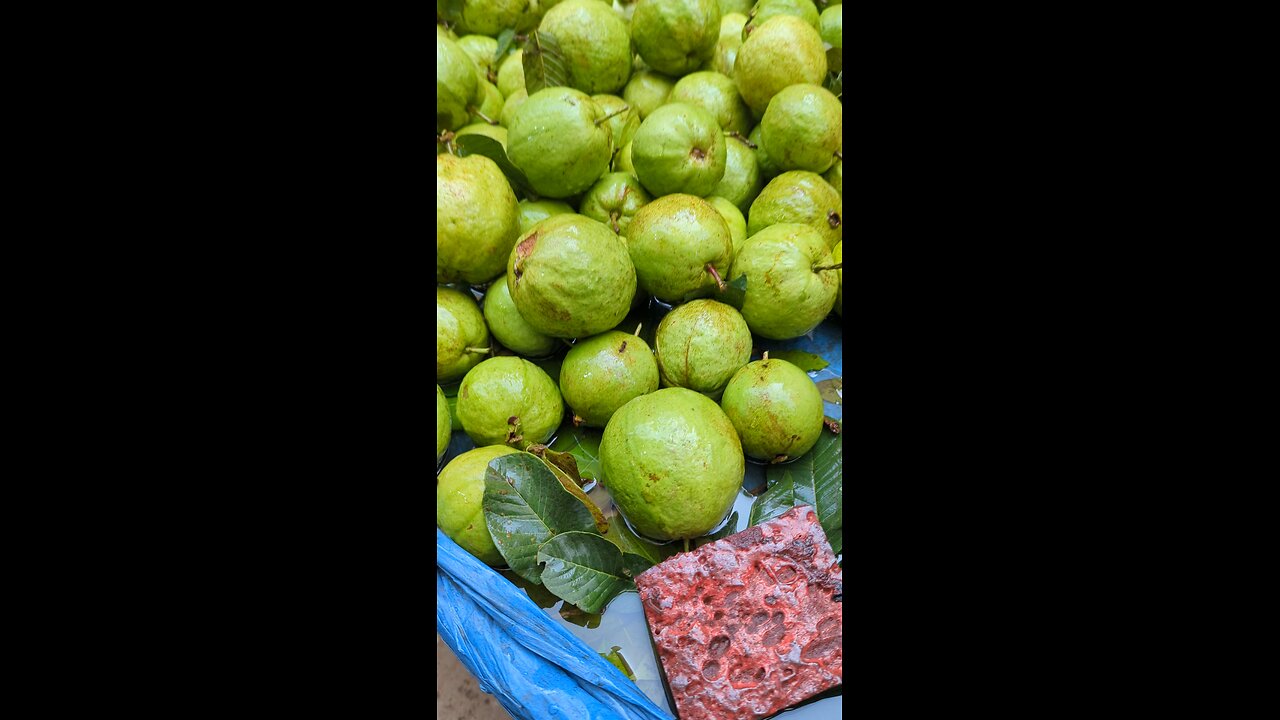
[437,633,512,720]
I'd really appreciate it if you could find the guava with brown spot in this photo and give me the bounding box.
[720,356,824,462]
[631,0,722,77]
[654,299,752,398]
[579,172,652,237]
[456,356,564,447]
[631,103,727,197]
[507,87,612,199]
[733,15,826,117]
[437,153,520,284]
[559,329,659,427]
[728,223,838,339]
[625,193,733,302]
[747,170,842,250]
[437,445,522,566]
[539,0,633,94]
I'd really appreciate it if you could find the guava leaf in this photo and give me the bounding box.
[720,273,748,308]
[826,70,842,98]
[750,421,842,555]
[446,394,462,431]
[816,377,843,405]
[622,552,654,578]
[826,47,842,75]
[693,511,740,549]
[549,423,603,481]
[483,452,599,584]
[455,134,539,199]
[536,531,635,614]
[604,513,679,566]
[601,646,637,681]
[522,30,568,94]
[764,350,830,373]
[494,28,517,63]
[500,568,561,609]
[539,456,609,534]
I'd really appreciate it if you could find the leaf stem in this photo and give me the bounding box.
[595,104,632,126]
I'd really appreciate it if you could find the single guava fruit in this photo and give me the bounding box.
[455,122,509,149]
[508,87,613,199]
[599,387,744,540]
[437,444,521,566]
[622,70,675,120]
[438,33,479,132]
[747,170,842,249]
[496,50,525,98]
[706,195,747,260]
[560,330,660,427]
[729,223,838,339]
[441,0,543,36]
[500,87,528,127]
[707,12,747,75]
[458,35,500,81]
[631,103,727,197]
[824,158,842,197]
[456,356,564,447]
[749,123,781,180]
[437,384,452,464]
[579,172,652,236]
[468,80,505,125]
[483,273,559,357]
[743,0,820,37]
[437,153,521,284]
[668,71,753,135]
[517,198,576,235]
[831,240,842,316]
[710,131,762,212]
[734,14,826,116]
[719,0,753,15]
[613,140,635,174]
[760,83,841,173]
[507,214,637,338]
[626,193,733,302]
[437,286,491,382]
[819,4,841,47]
[632,0,721,76]
[654,299,752,397]
[539,0,633,94]
[591,94,641,156]
[720,356,824,462]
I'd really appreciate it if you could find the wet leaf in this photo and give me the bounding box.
[559,602,603,628]
[537,531,635,614]
[500,569,560,609]
[622,552,654,578]
[750,422,842,554]
[817,377,843,404]
[539,456,610,534]
[604,513,679,566]
[720,273,748,308]
[601,646,637,681]
[549,423,603,481]
[693,511,740,549]
[764,350,830,373]
[494,28,517,63]
[482,452,599,584]
[455,134,539,199]
[522,30,568,94]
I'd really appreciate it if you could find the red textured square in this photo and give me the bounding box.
[633,505,842,720]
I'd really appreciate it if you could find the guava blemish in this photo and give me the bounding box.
[690,147,706,160]
[827,210,841,228]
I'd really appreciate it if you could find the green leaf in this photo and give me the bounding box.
[720,273,748,308]
[604,513,679,566]
[536,531,634,614]
[483,452,600,584]
[826,47,842,75]
[494,29,517,63]
[500,569,561,608]
[693,511,740,549]
[549,423,603,481]
[601,646,637,681]
[446,395,463,431]
[622,552,654,578]
[522,30,568,94]
[816,378,843,405]
[539,456,610,534]
[764,350,830,373]
[750,422,842,555]
[454,134,539,199]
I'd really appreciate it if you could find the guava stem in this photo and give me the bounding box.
[763,351,769,361]
[633,323,642,337]
[572,415,584,427]
[438,130,457,156]
[706,264,727,292]
[812,263,842,272]
[834,150,843,161]
[466,346,491,354]
[609,211,621,234]
[684,538,690,553]
[595,105,631,126]
[727,130,756,149]
[770,454,789,464]
[471,108,499,126]
[824,418,842,434]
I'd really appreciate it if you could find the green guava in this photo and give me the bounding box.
[631,103,727,197]
[560,329,660,427]
[458,35,500,82]
[720,356,824,462]
[437,153,521,284]
[625,193,733,302]
[819,4,841,47]
[438,33,479,132]
[831,240,842,316]
[743,0,820,37]
[622,70,676,120]
[507,214,637,338]
[613,140,635,174]
[437,384,452,464]
[728,223,838,339]
[440,0,544,36]
[632,0,721,76]
[719,0,753,14]
[437,444,521,566]
[746,170,842,249]
[468,79,505,125]
[516,198,576,234]
[733,15,826,116]
[496,50,525,98]
[710,131,762,212]
[706,195,747,260]
[599,387,745,541]
[437,286,492,382]
[539,0,633,94]
[760,83,841,173]
[654,299,752,398]
[824,158,842,197]
[579,172,652,236]
[483,273,559,357]
[749,123,781,180]
[507,87,613,198]
[500,87,528,127]
[455,122,509,149]
[591,94,641,156]
[668,71,752,135]
[456,356,564,447]
[707,12,747,75]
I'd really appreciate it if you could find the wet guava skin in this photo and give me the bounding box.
[506,214,637,338]
[437,154,521,284]
[437,384,452,464]
[747,170,843,249]
[560,330,660,427]
[654,299,752,397]
[730,223,838,339]
[832,240,842,316]
[540,0,633,94]
[599,387,745,541]
[517,199,576,235]
[720,357,825,461]
[760,83,842,173]
[437,287,491,382]
[733,15,827,117]
[625,193,733,302]
[507,87,613,199]
[711,132,763,213]
[579,172,652,236]
[632,0,722,77]
[456,356,565,447]
[706,196,747,260]
[631,102,728,198]
[437,444,521,566]
[483,273,559,357]
[438,33,478,132]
